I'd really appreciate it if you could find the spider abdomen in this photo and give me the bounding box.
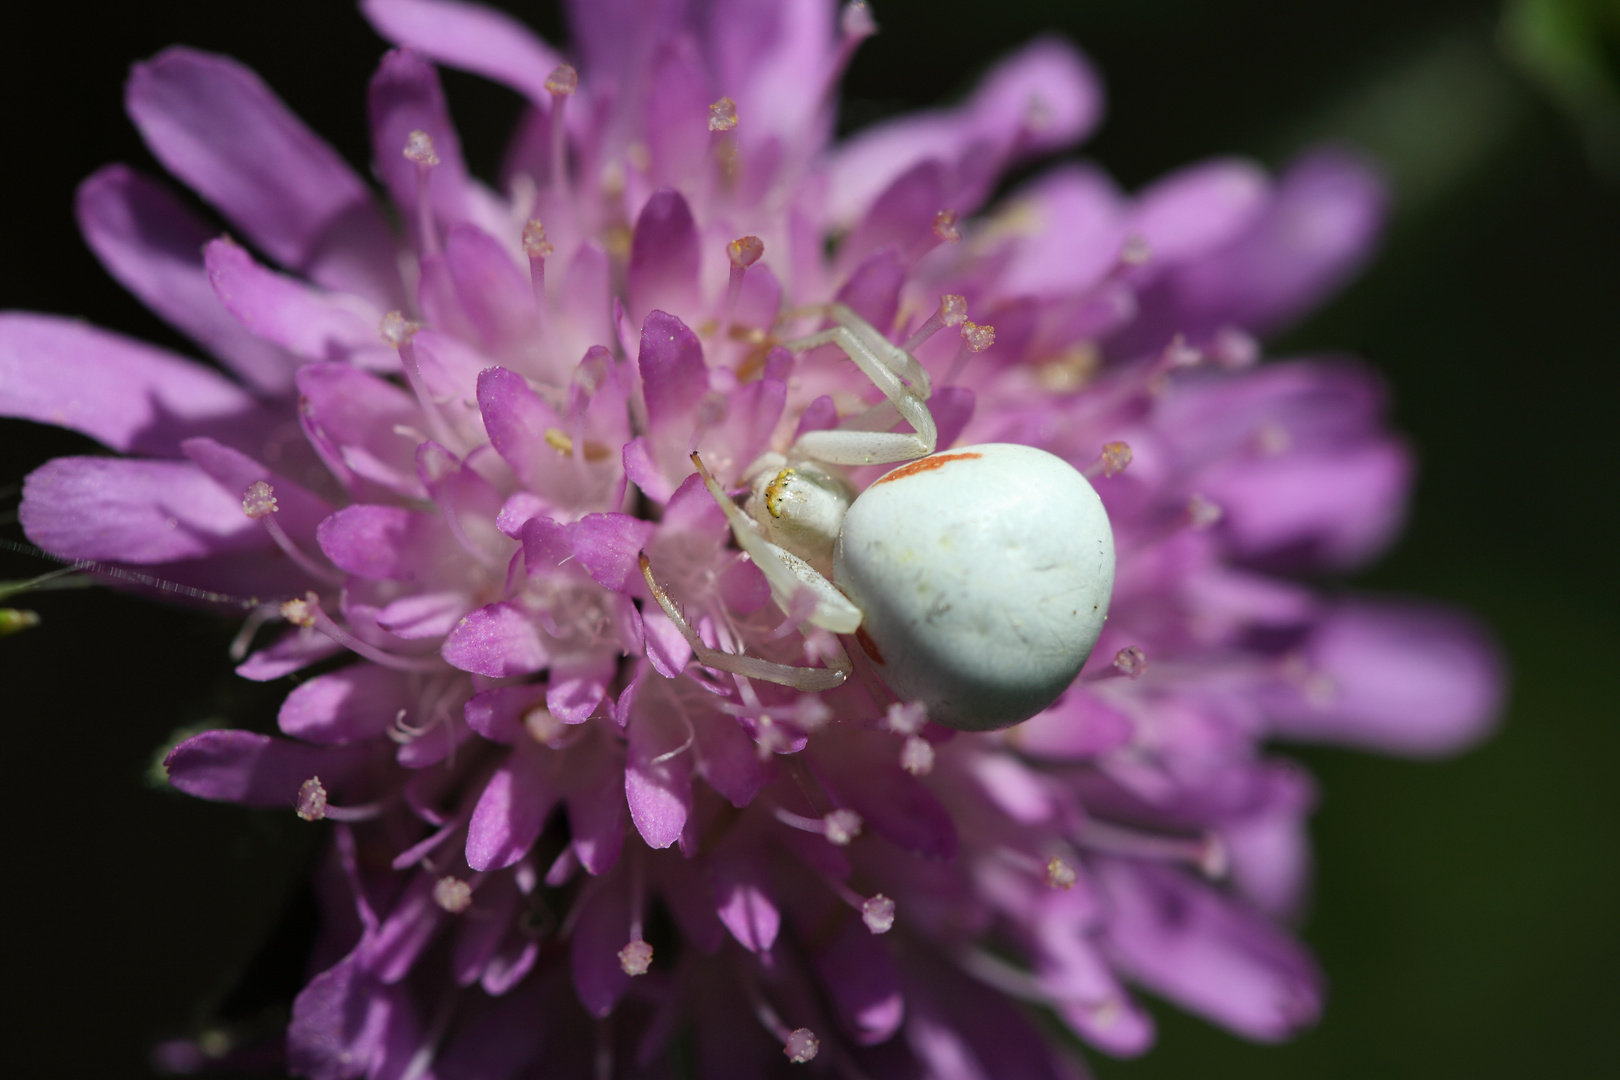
[835,443,1115,732]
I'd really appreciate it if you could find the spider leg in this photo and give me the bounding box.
[690,454,862,634]
[639,553,850,691]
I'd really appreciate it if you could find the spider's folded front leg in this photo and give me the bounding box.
[782,307,937,467]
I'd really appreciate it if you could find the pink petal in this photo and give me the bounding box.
[126,48,400,306]
[21,456,263,563]
[180,437,333,546]
[279,664,415,744]
[1271,600,1505,756]
[164,729,368,808]
[1128,157,1271,268]
[628,190,701,325]
[316,504,444,581]
[828,38,1101,226]
[368,48,474,239]
[362,0,564,106]
[0,313,271,456]
[815,916,905,1045]
[464,683,548,744]
[418,224,536,358]
[466,743,559,870]
[442,601,550,677]
[565,735,628,875]
[570,870,632,1017]
[624,695,693,849]
[296,362,427,498]
[1097,859,1322,1041]
[204,238,387,365]
[710,852,779,954]
[75,166,297,393]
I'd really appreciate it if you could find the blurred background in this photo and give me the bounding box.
[1,1,1614,1076]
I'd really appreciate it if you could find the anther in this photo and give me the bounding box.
[1119,235,1152,266]
[1113,645,1148,679]
[961,321,996,353]
[724,235,764,328]
[1083,440,1133,480]
[1212,326,1259,368]
[709,98,740,189]
[841,0,878,38]
[783,1029,820,1065]
[708,97,738,133]
[243,482,344,585]
[901,294,967,352]
[861,894,896,934]
[241,481,277,518]
[380,310,419,348]
[433,876,473,913]
[943,318,996,384]
[1044,856,1078,890]
[524,705,566,747]
[884,700,927,736]
[1187,494,1224,530]
[899,735,935,776]
[281,597,316,628]
[545,65,576,203]
[932,209,961,243]
[822,808,863,846]
[544,64,578,97]
[402,130,441,256]
[296,777,327,821]
[617,938,653,976]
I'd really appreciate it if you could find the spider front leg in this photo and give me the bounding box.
[781,304,937,466]
[638,553,851,692]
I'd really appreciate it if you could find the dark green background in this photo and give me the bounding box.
[2,1,1614,1076]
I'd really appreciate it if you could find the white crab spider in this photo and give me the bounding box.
[641,304,1115,732]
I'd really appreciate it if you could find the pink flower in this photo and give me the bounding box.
[2,2,1501,1077]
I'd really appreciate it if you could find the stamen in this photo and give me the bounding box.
[899,735,934,776]
[783,1029,820,1064]
[229,602,281,661]
[884,700,927,736]
[709,97,740,188]
[724,235,764,328]
[708,96,738,132]
[1082,440,1133,480]
[1119,234,1152,267]
[545,65,577,202]
[1079,819,1228,879]
[294,591,444,672]
[524,705,566,747]
[1186,494,1224,530]
[823,1,879,107]
[1044,856,1078,890]
[822,808,863,846]
[241,482,344,585]
[294,776,385,823]
[433,875,473,913]
[942,319,996,384]
[381,312,458,449]
[824,874,896,934]
[522,219,553,328]
[902,294,967,352]
[1212,326,1259,368]
[1113,645,1148,679]
[295,777,327,821]
[932,209,961,243]
[617,939,653,976]
[402,130,441,256]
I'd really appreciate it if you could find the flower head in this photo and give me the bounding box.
[1,1,1501,1076]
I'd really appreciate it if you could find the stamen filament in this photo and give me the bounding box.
[403,130,441,256]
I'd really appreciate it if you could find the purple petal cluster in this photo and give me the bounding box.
[2,1,1502,1077]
